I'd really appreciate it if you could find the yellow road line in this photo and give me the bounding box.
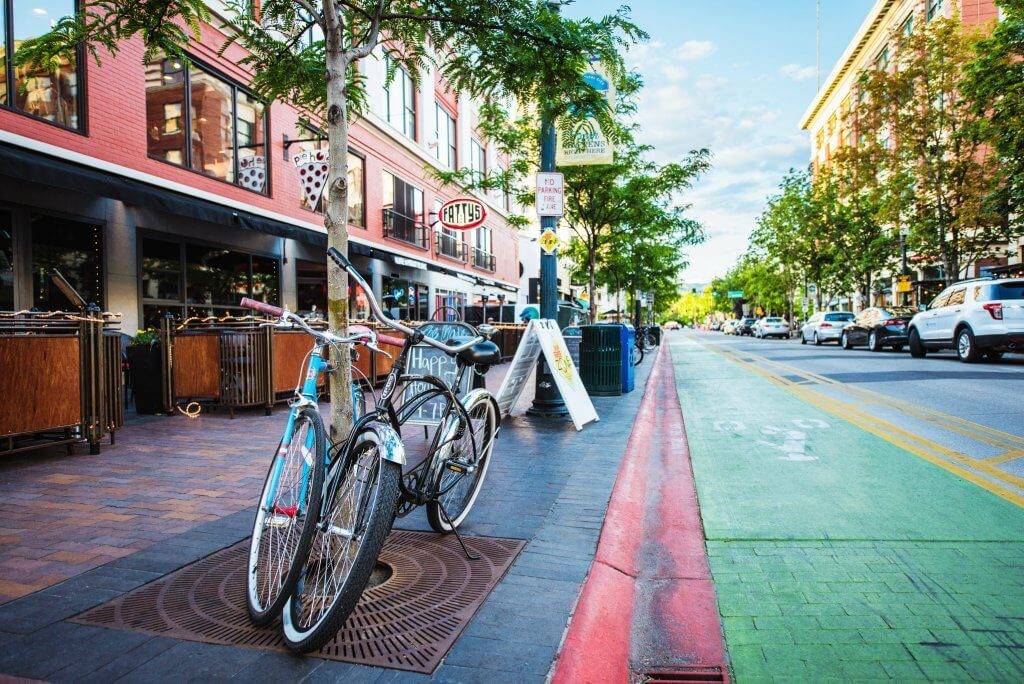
[986,450,1024,466]
[694,339,1024,509]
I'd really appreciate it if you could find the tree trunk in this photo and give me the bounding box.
[325,41,353,443]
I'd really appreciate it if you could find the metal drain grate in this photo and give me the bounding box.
[642,666,727,683]
[72,530,524,674]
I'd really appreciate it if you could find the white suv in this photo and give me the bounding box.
[908,278,1024,362]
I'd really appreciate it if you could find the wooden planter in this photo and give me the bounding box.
[0,312,124,456]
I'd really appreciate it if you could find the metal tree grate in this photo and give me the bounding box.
[642,666,727,683]
[72,530,524,674]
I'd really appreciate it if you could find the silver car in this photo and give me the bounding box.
[754,317,790,339]
[801,311,855,345]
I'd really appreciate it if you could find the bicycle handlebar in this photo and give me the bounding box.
[240,297,284,318]
[327,247,483,355]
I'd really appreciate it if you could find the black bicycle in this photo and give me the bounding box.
[279,247,501,653]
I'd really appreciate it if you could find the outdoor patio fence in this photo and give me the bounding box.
[0,310,124,456]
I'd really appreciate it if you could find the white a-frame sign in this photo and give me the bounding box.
[495,319,599,430]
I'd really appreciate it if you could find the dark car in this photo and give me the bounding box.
[735,317,757,336]
[840,306,916,352]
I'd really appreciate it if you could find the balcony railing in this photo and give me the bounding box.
[435,231,466,261]
[382,208,428,249]
[472,246,496,272]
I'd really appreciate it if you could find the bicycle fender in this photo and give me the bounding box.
[359,421,407,466]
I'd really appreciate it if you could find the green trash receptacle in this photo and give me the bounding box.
[579,324,624,396]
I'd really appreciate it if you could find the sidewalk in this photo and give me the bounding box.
[0,359,654,681]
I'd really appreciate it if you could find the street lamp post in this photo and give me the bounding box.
[528,108,569,418]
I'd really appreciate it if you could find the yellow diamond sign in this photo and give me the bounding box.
[538,229,559,255]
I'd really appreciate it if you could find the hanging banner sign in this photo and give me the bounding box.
[896,275,913,293]
[494,319,598,430]
[293,149,329,210]
[239,156,267,192]
[439,198,488,231]
[556,59,615,167]
[535,172,565,217]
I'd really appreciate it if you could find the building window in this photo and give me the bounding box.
[927,0,943,21]
[435,289,466,321]
[382,276,428,321]
[1,210,13,310]
[382,170,426,248]
[31,214,104,310]
[473,225,494,271]
[144,54,269,194]
[875,46,889,71]
[384,54,416,140]
[495,162,510,211]
[470,138,486,182]
[293,124,365,226]
[433,199,464,261]
[434,102,457,168]
[901,14,914,37]
[139,234,280,327]
[2,0,84,130]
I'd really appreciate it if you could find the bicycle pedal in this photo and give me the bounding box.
[445,458,476,474]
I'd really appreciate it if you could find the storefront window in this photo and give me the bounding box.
[140,235,279,326]
[4,0,83,130]
[296,258,326,315]
[144,53,268,194]
[31,214,104,310]
[383,276,428,321]
[435,289,466,322]
[1,211,13,310]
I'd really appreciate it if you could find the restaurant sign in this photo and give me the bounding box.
[438,198,488,231]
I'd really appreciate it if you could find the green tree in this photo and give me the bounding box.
[17,0,643,438]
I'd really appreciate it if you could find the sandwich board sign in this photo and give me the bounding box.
[401,322,474,425]
[495,319,598,430]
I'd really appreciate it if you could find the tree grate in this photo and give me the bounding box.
[72,530,524,674]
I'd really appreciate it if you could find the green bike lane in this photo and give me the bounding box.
[668,334,1024,681]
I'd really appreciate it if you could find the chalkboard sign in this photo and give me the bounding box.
[400,322,475,425]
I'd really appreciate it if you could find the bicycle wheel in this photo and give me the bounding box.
[281,425,401,653]
[631,343,643,366]
[645,332,658,348]
[246,407,325,626]
[427,391,498,533]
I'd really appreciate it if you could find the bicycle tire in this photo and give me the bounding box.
[644,332,658,348]
[281,426,401,653]
[631,344,643,366]
[246,407,325,626]
[426,391,498,533]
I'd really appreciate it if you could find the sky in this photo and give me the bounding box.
[565,0,875,284]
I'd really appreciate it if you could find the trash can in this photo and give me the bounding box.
[650,325,662,345]
[580,324,623,396]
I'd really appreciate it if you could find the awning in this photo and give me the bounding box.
[0,142,328,247]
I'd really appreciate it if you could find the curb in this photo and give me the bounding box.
[551,344,729,683]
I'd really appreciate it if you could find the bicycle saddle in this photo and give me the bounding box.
[447,336,501,367]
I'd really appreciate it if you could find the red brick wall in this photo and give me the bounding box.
[959,0,1000,26]
[1,18,518,285]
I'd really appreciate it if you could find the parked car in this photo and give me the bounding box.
[722,319,739,335]
[839,307,916,352]
[908,278,1024,362]
[709,320,723,331]
[664,320,681,330]
[735,317,757,336]
[801,311,854,345]
[753,317,790,339]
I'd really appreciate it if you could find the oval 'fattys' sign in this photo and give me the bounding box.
[438,198,487,231]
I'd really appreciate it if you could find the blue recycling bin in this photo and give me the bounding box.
[621,324,635,393]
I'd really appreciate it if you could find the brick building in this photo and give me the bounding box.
[0,0,521,332]
[799,0,1019,306]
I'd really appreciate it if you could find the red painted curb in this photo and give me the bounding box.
[551,344,729,683]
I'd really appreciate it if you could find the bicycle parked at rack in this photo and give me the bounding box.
[243,247,501,653]
[632,325,658,366]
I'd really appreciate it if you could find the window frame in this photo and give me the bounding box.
[383,53,417,140]
[470,138,487,181]
[293,123,367,228]
[2,0,88,134]
[434,101,457,168]
[26,207,107,309]
[927,0,943,21]
[135,228,282,325]
[145,53,271,196]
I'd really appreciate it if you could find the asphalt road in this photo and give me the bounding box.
[684,329,1024,501]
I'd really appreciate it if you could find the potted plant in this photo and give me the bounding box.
[126,329,164,414]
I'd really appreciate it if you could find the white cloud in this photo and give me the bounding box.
[674,40,715,61]
[779,63,817,81]
[33,7,48,14]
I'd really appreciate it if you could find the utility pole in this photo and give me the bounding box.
[528,44,568,418]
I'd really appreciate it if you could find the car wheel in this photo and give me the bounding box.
[909,328,926,358]
[800,332,807,345]
[813,332,821,346]
[868,330,883,352]
[956,327,982,363]
[841,332,853,350]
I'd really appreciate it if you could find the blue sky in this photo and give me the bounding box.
[565,0,875,283]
